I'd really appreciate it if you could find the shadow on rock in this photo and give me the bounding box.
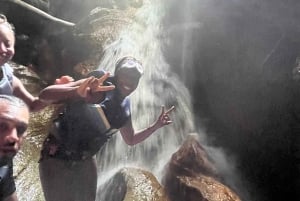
[162,133,242,201]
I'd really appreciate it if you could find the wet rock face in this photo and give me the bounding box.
[10,62,59,201]
[177,175,241,201]
[98,167,169,201]
[1,0,141,83]
[162,134,241,201]
[47,0,144,22]
[48,0,98,22]
[166,134,218,178]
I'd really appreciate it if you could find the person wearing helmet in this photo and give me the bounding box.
[38,56,175,201]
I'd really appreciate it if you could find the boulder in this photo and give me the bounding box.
[162,134,242,201]
[98,167,169,201]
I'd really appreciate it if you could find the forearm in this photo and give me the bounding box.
[38,79,86,103]
[38,85,81,104]
[135,122,161,142]
[121,121,161,145]
[121,106,174,145]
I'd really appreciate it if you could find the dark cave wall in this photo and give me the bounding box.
[162,0,300,201]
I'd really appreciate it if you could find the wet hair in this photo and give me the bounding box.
[0,14,15,34]
[114,56,143,77]
[0,95,28,110]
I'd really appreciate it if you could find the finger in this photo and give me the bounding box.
[77,77,94,96]
[93,85,115,92]
[166,120,173,124]
[165,106,175,114]
[61,75,74,82]
[78,86,90,97]
[90,79,100,90]
[82,77,94,89]
[54,79,61,84]
[163,115,170,120]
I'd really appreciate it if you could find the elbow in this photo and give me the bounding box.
[120,128,136,146]
[125,139,135,146]
[29,98,47,112]
[124,136,137,146]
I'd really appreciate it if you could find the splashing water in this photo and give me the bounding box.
[96,0,195,194]
[95,1,252,201]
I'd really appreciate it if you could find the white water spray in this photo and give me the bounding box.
[96,0,195,191]
[95,1,249,201]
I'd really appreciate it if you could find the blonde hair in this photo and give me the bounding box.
[0,14,15,34]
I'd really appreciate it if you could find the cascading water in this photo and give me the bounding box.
[94,1,251,200]
[10,0,250,200]
[95,0,195,199]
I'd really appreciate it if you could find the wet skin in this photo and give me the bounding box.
[115,69,140,97]
[0,23,15,67]
[0,102,29,164]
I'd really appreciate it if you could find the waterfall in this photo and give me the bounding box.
[94,1,252,200]
[95,0,195,196]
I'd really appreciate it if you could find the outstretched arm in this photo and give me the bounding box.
[38,78,87,104]
[39,73,115,104]
[120,106,175,145]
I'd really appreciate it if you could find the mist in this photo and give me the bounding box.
[162,0,300,201]
[2,0,300,201]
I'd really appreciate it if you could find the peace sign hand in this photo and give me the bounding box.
[156,105,175,128]
[89,72,115,93]
[76,73,115,98]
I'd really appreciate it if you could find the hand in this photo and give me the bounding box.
[156,105,175,128]
[89,72,115,93]
[55,75,74,84]
[76,73,115,98]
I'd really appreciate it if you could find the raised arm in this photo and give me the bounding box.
[120,106,175,145]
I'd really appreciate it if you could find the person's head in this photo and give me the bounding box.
[114,56,143,97]
[0,95,29,164]
[0,14,15,66]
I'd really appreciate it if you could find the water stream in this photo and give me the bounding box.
[13,1,246,200]
[95,0,195,198]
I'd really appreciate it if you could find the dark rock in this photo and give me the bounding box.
[98,167,169,201]
[162,134,241,201]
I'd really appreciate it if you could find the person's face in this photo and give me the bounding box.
[115,69,140,97]
[0,23,15,66]
[0,102,29,162]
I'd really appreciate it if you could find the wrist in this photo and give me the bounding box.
[152,122,161,131]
